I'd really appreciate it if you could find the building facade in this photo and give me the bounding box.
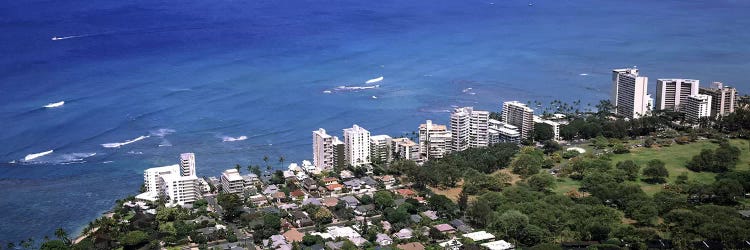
[221,169,245,195]
[180,153,196,177]
[502,101,534,140]
[533,116,561,141]
[343,125,371,167]
[450,107,490,151]
[488,119,521,144]
[655,79,699,111]
[699,82,738,117]
[313,128,335,171]
[392,137,419,161]
[332,136,346,170]
[370,135,393,164]
[684,94,712,123]
[612,68,649,118]
[418,120,452,160]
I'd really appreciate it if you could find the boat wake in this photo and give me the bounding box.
[365,76,384,84]
[44,101,65,108]
[51,35,88,41]
[331,84,380,92]
[101,135,150,148]
[222,135,248,142]
[23,150,54,162]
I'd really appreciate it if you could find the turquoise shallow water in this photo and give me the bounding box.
[0,0,749,243]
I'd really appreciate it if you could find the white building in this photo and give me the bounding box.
[533,116,561,141]
[343,125,371,167]
[450,107,490,152]
[392,137,419,161]
[612,68,649,118]
[699,82,739,117]
[655,79,700,111]
[160,173,200,206]
[502,101,534,140]
[313,128,335,171]
[418,120,452,160]
[143,164,180,194]
[370,135,393,164]
[488,119,521,144]
[221,169,245,196]
[684,94,712,123]
[180,153,196,177]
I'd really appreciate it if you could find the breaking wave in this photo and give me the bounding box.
[222,135,248,142]
[101,135,150,148]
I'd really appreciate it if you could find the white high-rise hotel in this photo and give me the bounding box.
[418,120,451,160]
[312,128,335,171]
[141,153,199,207]
[450,107,490,152]
[655,79,699,111]
[343,125,371,167]
[684,94,712,123]
[502,101,534,140]
[612,68,650,119]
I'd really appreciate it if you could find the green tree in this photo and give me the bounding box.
[511,153,543,178]
[642,159,668,183]
[534,123,555,142]
[119,231,149,247]
[616,160,640,181]
[494,210,529,242]
[527,173,556,192]
[217,193,243,222]
[40,240,68,250]
[542,140,562,155]
[373,191,394,210]
[313,207,333,224]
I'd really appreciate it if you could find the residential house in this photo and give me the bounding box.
[393,228,413,240]
[322,177,339,186]
[480,240,514,250]
[450,219,473,233]
[395,189,417,198]
[377,175,395,186]
[360,176,378,188]
[322,197,339,208]
[302,197,322,206]
[433,224,456,234]
[438,238,463,250]
[340,170,355,179]
[340,196,360,208]
[462,231,495,243]
[410,214,422,223]
[272,191,287,203]
[421,210,439,221]
[249,194,269,207]
[263,185,280,196]
[343,179,363,192]
[303,178,318,191]
[375,233,393,246]
[242,174,260,186]
[355,204,375,215]
[291,211,314,228]
[396,242,425,250]
[283,228,304,243]
[326,183,343,193]
[290,189,306,201]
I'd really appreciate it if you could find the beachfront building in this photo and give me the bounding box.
[332,136,346,170]
[612,68,649,118]
[699,82,739,117]
[370,135,393,164]
[684,94,712,123]
[221,169,245,196]
[143,164,180,195]
[655,79,699,111]
[418,120,452,160]
[450,107,490,152]
[488,119,521,144]
[313,128,335,171]
[533,116,561,141]
[392,137,419,161]
[502,101,534,140]
[343,125,371,167]
[159,172,200,206]
[180,153,196,177]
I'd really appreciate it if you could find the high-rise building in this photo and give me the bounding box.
[612,68,649,118]
[180,153,196,177]
[392,138,419,161]
[332,136,346,170]
[488,119,521,144]
[418,120,452,160]
[655,79,700,111]
[370,135,393,164]
[221,169,245,195]
[343,125,371,167]
[141,153,201,207]
[502,101,534,140]
[699,82,738,117]
[684,94,712,123]
[313,128,335,171]
[450,107,490,152]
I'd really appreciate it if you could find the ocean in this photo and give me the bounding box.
[1,0,749,243]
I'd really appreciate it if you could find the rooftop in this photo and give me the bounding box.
[462,231,495,242]
[222,169,243,182]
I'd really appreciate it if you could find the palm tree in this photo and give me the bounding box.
[235,164,241,173]
[278,156,285,169]
[263,155,270,171]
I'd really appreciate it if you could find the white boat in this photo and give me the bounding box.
[51,37,61,41]
[365,76,384,84]
[44,101,65,108]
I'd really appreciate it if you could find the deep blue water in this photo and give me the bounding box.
[1,0,749,243]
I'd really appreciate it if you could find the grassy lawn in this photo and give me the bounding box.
[555,139,750,195]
